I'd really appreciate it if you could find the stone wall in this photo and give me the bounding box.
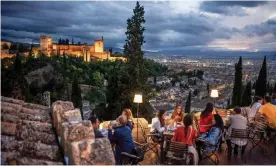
[1,96,115,165]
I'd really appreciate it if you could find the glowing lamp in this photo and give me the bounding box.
[210,89,219,98]
[133,94,143,103]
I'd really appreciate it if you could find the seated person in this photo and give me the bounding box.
[248,96,262,122]
[151,109,166,139]
[169,105,184,126]
[196,114,224,159]
[272,93,276,106]
[255,96,276,134]
[199,103,214,133]
[122,108,134,130]
[225,107,247,156]
[172,114,198,165]
[108,115,135,164]
[89,115,104,138]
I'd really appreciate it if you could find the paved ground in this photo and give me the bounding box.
[140,138,276,165]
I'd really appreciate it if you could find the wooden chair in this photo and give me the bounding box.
[248,117,267,153]
[227,128,249,164]
[165,141,191,165]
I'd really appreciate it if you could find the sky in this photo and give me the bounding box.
[1,1,276,53]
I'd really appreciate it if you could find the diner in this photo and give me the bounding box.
[108,115,135,164]
[122,108,134,130]
[196,114,224,160]
[248,96,262,122]
[169,104,185,126]
[225,107,248,156]
[151,109,166,138]
[172,114,198,165]
[89,115,104,138]
[199,103,214,133]
[272,93,276,106]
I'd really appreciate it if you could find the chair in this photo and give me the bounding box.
[165,141,191,165]
[121,141,148,165]
[199,131,223,165]
[227,128,249,163]
[248,117,267,153]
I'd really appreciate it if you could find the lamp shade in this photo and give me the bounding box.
[133,94,143,103]
[210,89,219,98]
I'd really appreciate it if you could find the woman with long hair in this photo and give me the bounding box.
[199,103,214,133]
[150,109,166,134]
[172,114,199,164]
[197,114,224,159]
[170,104,185,126]
[122,108,134,131]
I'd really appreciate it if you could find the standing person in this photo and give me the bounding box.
[122,108,134,131]
[248,96,262,122]
[170,105,185,126]
[89,115,104,138]
[108,115,135,164]
[225,107,248,156]
[199,103,214,133]
[151,109,166,136]
[196,114,224,160]
[271,93,276,106]
[172,114,198,165]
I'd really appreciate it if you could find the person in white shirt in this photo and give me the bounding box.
[248,96,262,122]
[226,107,247,156]
[150,109,166,136]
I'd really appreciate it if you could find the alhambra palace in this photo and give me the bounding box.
[1,36,125,62]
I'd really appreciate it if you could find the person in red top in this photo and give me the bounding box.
[199,103,214,133]
[172,114,198,164]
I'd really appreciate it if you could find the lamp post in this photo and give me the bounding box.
[210,89,219,106]
[133,93,143,141]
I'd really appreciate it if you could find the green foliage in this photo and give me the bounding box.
[241,81,252,106]
[185,91,192,113]
[255,56,267,97]
[91,71,104,88]
[1,43,9,50]
[71,74,83,118]
[232,56,243,107]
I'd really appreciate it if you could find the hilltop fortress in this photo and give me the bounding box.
[32,36,125,62]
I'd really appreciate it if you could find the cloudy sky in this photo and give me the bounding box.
[1,1,276,52]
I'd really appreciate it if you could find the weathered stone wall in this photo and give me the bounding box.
[1,96,63,165]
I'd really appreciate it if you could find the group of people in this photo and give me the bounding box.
[88,93,276,165]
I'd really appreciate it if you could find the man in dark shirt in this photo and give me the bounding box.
[108,115,135,164]
[89,116,104,138]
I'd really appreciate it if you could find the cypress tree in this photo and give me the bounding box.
[71,74,83,119]
[185,91,192,113]
[232,56,242,106]
[274,82,276,93]
[207,83,210,95]
[14,53,22,74]
[255,56,267,97]
[241,81,252,106]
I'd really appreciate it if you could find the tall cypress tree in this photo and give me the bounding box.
[185,91,192,114]
[232,56,243,106]
[274,82,276,93]
[255,56,267,97]
[71,74,83,119]
[241,81,252,106]
[123,1,147,110]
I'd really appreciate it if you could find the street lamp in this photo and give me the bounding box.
[133,93,143,141]
[210,89,219,106]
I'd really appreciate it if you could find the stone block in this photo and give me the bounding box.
[16,157,63,165]
[1,114,20,123]
[57,109,82,136]
[52,100,74,135]
[61,120,94,156]
[1,122,17,136]
[1,96,24,105]
[22,142,62,161]
[68,138,115,165]
[1,102,22,111]
[24,103,48,110]
[18,112,51,123]
[1,151,20,165]
[1,106,19,116]
[20,120,53,134]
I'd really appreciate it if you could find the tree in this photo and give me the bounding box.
[185,91,192,113]
[255,56,267,97]
[58,38,62,44]
[2,43,9,50]
[14,53,22,74]
[206,83,210,95]
[91,71,104,88]
[123,1,147,115]
[18,44,24,53]
[274,83,276,93]
[65,39,69,45]
[71,38,74,45]
[232,56,242,107]
[241,81,252,106]
[71,74,83,119]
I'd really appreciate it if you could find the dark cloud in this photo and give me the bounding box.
[243,18,276,37]
[1,1,275,52]
[200,1,267,16]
